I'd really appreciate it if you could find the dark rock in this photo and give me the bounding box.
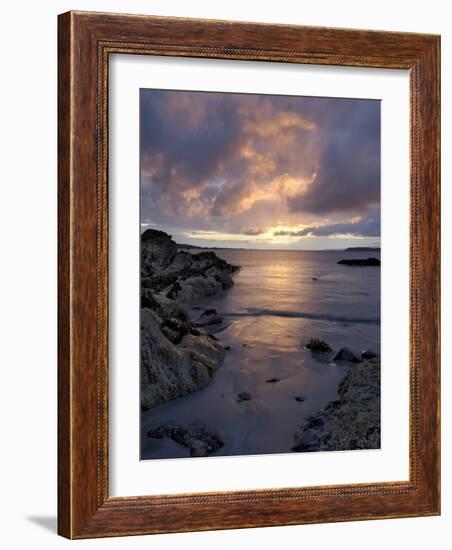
[195,310,224,327]
[145,272,179,294]
[333,347,362,363]
[338,257,380,266]
[141,229,178,274]
[306,338,332,353]
[141,287,163,314]
[294,396,306,402]
[142,289,189,322]
[312,277,318,281]
[361,349,379,360]
[140,230,238,411]
[190,441,209,457]
[292,429,319,452]
[308,416,324,428]
[147,422,224,457]
[179,332,226,367]
[224,345,231,351]
[141,230,238,303]
[160,317,191,345]
[159,324,180,344]
[166,281,182,300]
[266,377,281,383]
[293,360,381,452]
[237,391,251,402]
[191,251,239,273]
[140,310,224,410]
[194,311,231,335]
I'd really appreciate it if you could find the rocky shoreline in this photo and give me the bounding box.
[293,357,381,452]
[140,229,239,411]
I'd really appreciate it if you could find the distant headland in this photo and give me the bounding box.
[344,247,380,252]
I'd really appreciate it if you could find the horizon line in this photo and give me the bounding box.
[175,243,381,253]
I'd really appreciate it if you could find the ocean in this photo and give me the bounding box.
[141,248,380,459]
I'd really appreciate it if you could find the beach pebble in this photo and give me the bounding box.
[306,338,332,353]
[237,391,251,402]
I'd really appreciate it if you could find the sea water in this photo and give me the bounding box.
[141,249,380,459]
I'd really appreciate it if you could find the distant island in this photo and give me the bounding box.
[175,243,203,250]
[177,243,381,252]
[338,257,381,266]
[176,243,248,251]
[344,247,380,252]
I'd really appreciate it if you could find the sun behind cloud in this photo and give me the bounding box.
[140,89,380,250]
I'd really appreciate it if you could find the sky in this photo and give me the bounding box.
[140,89,380,250]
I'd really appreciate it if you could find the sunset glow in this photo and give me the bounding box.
[140,89,380,250]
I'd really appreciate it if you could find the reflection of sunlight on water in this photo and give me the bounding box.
[207,249,380,340]
[257,260,302,293]
[228,315,303,352]
[233,261,309,311]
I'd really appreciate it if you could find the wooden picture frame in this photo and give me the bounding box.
[58,10,440,539]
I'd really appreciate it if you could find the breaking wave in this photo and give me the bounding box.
[224,308,380,325]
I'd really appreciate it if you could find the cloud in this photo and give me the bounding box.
[286,100,380,215]
[140,90,381,245]
[245,111,316,137]
[240,227,267,236]
[274,214,380,238]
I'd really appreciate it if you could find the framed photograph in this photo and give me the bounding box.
[58,11,440,538]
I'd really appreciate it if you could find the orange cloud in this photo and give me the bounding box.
[245,111,316,137]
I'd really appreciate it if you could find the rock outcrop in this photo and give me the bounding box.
[141,229,178,272]
[140,230,238,411]
[361,349,379,360]
[338,257,380,266]
[141,229,239,303]
[293,360,381,452]
[194,308,223,327]
[333,347,362,363]
[147,422,224,457]
[141,309,225,410]
[306,338,332,353]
